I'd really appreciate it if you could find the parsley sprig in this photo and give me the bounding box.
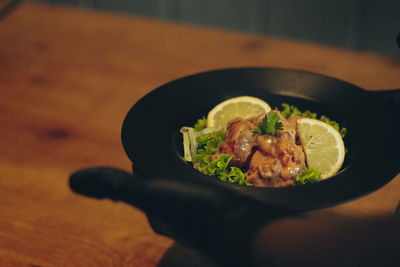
[253,111,283,135]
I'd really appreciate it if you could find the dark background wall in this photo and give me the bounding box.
[35,0,400,57]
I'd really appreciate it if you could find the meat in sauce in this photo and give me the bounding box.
[211,117,257,166]
[213,111,306,187]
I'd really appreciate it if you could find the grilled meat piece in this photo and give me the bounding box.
[213,117,257,166]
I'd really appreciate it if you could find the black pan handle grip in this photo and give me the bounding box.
[373,33,400,108]
[373,89,400,107]
[397,31,400,50]
[371,89,400,123]
[372,32,400,111]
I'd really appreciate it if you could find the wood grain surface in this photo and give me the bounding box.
[0,2,399,266]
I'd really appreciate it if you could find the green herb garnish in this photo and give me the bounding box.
[253,111,283,135]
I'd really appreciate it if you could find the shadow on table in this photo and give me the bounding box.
[158,242,221,267]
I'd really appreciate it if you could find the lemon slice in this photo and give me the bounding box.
[206,96,271,129]
[297,118,345,179]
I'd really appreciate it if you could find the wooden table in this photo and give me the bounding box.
[0,2,399,266]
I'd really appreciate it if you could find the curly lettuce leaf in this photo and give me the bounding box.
[293,168,320,186]
[181,124,223,162]
[194,117,207,132]
[320,115,347,137]
[280,103,347,138]
[194,153,251,186]
[196,131,225,155]
[281,103,317,119]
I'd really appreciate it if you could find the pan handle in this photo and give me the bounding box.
[397,31,400,51]
[371,33,400,109]
[371,89,400,135]
[372,32,400,112]
[372,89,400,107]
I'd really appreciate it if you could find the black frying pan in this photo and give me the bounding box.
[121,67,400,211]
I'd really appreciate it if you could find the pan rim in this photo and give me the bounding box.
[121,67,399,211]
